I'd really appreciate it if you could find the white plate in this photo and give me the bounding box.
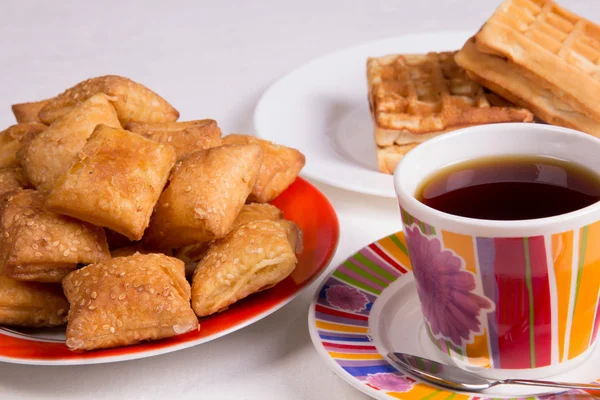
[254,31,472,198]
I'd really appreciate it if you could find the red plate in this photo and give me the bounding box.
[0,177,339,365]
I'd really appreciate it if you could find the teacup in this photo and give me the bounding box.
[394,123,600,379]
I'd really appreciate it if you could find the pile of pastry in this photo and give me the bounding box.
[0,75,305,351]
[368,0,600,173]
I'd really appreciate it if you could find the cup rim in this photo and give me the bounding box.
[393,123,600,237]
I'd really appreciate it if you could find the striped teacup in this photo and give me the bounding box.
[394,123,600,379]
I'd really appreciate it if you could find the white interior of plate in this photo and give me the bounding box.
[254,31,473,198]
[369,274,600,397]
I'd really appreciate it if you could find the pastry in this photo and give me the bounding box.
[367,52,534,173]
[0,73,307,352]
[126,119,222,159]
[62,253,199,351]
[0,122,46,169]
[144,144,263,249]
[38,75,179,125]
[109,245,172,258]
[46,124,176,241]
[0,275,68,327]
[222,134,305,203]
[229,203,284,230]
[17,94,121,191]
[0,190,110,283]
[174,203,284,266]
[191,219,302,317]
[0,168,31,198]
[11,99,51,124]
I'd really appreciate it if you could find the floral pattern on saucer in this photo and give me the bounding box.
[366,373,415,392]
[326,285,369,312]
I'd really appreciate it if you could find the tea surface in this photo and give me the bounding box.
[416,155,600,220]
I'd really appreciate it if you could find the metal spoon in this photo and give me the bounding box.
[388,352,600,392]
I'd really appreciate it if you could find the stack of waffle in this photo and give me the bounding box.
[456,0,600,136]
[368,0,600,174]
[368,52,534,173]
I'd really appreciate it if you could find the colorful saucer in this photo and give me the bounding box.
[308,231,600,399]
[0,177,339,365]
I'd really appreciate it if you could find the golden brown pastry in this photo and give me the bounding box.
[11,99,51,123]
[174,203,284,267]
[173,242,210,270]
[110,244,173,258]
[222,134,306,203]
[144,144,263,249]
[0,122,46,169]
[126,119,222,159]
[17,94,121,192]
[0,168,31,198]
[109,246,152,258]
[0,190,110,283]
[191,219,302,317]
[38,75,179,126]
[46,124,176,241]
[281,219,303,254]
[62,253,199,351]
[230,203,284,229]
[0,275,68,327]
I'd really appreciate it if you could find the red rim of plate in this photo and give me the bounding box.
[0,177,339,365]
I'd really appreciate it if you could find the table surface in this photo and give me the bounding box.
[1,1,598,399]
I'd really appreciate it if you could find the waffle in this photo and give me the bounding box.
[367,52,534,173]
[473,0,600,131]
[456,38,600,135]
[376,143,418,174]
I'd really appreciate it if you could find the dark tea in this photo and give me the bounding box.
[416,155,600,220]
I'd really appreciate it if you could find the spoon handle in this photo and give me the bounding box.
[504,379,600,391]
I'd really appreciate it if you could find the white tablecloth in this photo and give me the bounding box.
[1,1,598,399]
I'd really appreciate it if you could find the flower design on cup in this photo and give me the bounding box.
[325,284,369,312]
[405,225,493,347]
[365,372,414,392]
